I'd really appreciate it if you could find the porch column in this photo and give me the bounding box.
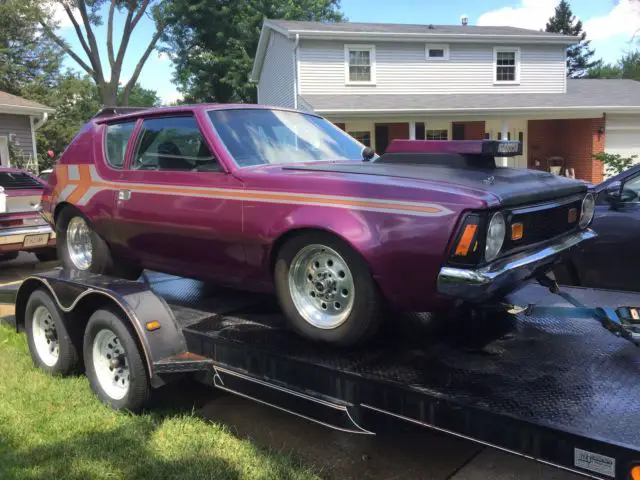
[409,121,416,140]
[497,119,509,167]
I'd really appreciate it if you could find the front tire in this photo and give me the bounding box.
[275,232,384,346]
[83,309,150,411]
[25,288,81,375]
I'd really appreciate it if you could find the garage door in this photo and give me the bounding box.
[605,114,640,159]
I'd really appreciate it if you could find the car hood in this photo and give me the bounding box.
[282,162,587,207]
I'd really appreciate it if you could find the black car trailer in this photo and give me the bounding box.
[4,269,640,480]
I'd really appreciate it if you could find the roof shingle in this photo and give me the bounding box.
[0,90,53,112]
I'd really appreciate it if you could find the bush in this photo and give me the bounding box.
[594,152,638,176]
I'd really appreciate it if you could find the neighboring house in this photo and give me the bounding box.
[0,90,53,170]
[251,19,640,183]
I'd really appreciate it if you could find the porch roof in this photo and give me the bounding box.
[302,80,640,117]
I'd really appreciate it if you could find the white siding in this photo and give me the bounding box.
[605,114,640,160]
[0,114,35,160]
[299,40,566,95]
[258,31,296,108]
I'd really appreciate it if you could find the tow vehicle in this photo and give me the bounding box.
[3,267,640,480]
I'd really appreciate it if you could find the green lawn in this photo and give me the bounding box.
[0,323,319,480]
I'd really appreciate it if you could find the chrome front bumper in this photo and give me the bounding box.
[437,229,596,302]
[0,225,56,247]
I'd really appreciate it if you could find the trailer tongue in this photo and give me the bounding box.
[7,270,640,479]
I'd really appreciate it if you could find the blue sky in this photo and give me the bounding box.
[55,0,640,104]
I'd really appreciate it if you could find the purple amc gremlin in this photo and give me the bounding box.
[40,105,596,346]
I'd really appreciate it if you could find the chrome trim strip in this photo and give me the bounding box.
[214,366,374,435]
[360,404,601,480]
[19,276,154,377]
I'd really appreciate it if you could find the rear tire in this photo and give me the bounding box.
[25,288,81,375]
[56,206,141,279]
[275,232,384,346]
[83,309,150,411]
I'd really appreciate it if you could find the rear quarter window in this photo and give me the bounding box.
[104,121,137,168]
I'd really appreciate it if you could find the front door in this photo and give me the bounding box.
[452,123,465,140]
[375,124,389,154]
[116,114,245,285]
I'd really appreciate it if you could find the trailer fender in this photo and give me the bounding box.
[16,273,187,386]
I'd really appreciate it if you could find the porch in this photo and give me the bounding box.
[330,116,606,184]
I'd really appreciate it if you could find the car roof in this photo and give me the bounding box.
[92,103,319,124]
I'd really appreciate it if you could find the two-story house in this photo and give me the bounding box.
[251,19,640,183]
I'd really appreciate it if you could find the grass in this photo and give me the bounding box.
[0,323,319,480]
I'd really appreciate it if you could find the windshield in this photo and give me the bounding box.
[208,109,366,167]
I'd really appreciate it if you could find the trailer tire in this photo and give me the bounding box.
[83,309,150,411]
[275,232,384,346]
[25,288,81,376]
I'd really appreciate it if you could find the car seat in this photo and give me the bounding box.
[157,141,193,170]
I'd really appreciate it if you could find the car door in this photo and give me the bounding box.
[577,173,640,291]
[115,114,246,285]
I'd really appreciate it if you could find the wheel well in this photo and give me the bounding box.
[269,227,360,274]
[15,280,151,377]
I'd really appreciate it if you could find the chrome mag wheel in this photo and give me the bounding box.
[288,244,355,330]
[66,217,92,270]
[92,329,130,401]
[31,305,59,367]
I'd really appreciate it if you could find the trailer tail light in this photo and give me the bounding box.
[631,465,640,480]
[146,321,161,331]
[0,218,24,228]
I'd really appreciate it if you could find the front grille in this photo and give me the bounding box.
[0,172,43,190]
[503,195,583,252]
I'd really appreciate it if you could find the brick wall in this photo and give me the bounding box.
[454,121,486,140]
[527,117,605,184]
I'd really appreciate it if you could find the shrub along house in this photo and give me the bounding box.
[251,19,640,183]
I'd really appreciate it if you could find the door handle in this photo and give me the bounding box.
[118,189,131,201]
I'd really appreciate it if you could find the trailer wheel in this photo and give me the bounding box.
[275,232,384,346]
[83,309,150,411]
[25,289,80,375]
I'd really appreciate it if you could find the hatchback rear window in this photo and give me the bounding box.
[105,121,136,168]
[0,172,42,189]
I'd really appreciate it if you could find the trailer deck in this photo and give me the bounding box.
[9,270,640,479]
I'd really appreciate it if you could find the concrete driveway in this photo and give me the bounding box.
[0,253,583,480]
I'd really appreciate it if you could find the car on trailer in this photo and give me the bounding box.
[0,168,56,262]
[40,105,595,346]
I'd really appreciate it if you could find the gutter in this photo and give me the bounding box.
[33,112,49,130]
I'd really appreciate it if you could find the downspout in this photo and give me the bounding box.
[30,113,48,174]
[293,33,300,109]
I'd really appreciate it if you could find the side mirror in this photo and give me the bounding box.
[604,181,622,203]
[362,147,375,162]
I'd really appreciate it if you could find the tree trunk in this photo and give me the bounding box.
[101,83,118,107]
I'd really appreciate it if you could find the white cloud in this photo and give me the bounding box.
[583,0,639,41]
[477,0,640,42]
[161,88,183,105]
[45,1,81,29]
[477,0,558,31]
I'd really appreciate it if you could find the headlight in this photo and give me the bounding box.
[485,212,506,262]
[579,193,595,229]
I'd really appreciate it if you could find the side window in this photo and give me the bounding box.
[132,116,220,172]
[105,121,136,169]
[623,175,640,201]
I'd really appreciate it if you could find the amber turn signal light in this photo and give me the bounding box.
[454,224,478,256]
[631,465,640,480]
[511,222,524,241]
[146,321,161,331]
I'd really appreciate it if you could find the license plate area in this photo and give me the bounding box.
[23,233,49,248]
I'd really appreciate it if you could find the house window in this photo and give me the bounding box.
[345,45,376,84]
[349,131,371,147]
[426,44,449,61]
[494,47,520,83]
[426,129,448,140]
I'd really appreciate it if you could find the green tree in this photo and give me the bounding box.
[164,0,344,103]
[38,1,168,106]
[588,50,640,80]
[546,0,600,78]
[0,0,61,95]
